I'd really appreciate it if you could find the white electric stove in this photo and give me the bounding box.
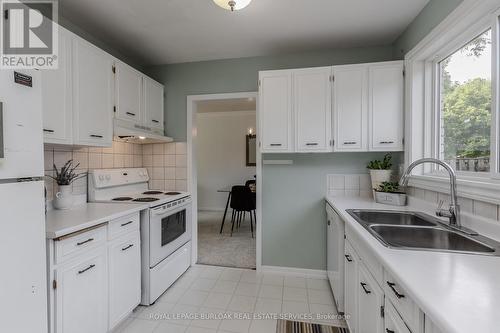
[88,168,192,305]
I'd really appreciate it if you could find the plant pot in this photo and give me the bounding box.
[369,169,392,191]
[53,185,74,210]
[374,191,407,206]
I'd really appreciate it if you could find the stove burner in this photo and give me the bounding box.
[165,192,181,195]
[143,191,164,195]
[132,197,160,202]
[112,197,133,201]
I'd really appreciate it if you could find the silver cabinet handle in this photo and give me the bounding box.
[76,238,94,246]
[270,143,282,147]
[306,143,318,146]
[78,264,95,274]
[344,141,357,145]
[121,244,134,251]
[90,134,103,138]
[380,141,395,144]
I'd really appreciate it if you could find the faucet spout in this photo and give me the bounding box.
[399,158,461,228]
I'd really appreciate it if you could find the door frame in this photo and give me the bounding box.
[186,91,261,271]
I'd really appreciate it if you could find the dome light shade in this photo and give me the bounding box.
[213,0,252,11]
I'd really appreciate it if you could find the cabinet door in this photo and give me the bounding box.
[115,61,143,124]
[344,240,358,333]
[294,67,332,152]
[259,70,293,152]
[108,232,141,330]
[369,62,404,151]
[55,249,107,333]
[357,263,384,333]
[42,27,72,145]
[333,65,368,151]
[72,37,113,147]
[143,76,164,130]
[385,301,411,333]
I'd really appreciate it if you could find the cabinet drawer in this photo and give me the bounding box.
[384,270,423,333]
[385,300,411,333]
[108,213,140,240]
[55,225,107,264]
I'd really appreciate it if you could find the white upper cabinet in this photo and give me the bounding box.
[294,67,332,152]
[143,76,164,130]
[259,70,293,152]
[42,27,72,145]
[72,36,114,147]
[369,61,404,151]
[333,64,368,152]
[114,61,143,124]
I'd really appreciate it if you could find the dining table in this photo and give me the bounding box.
[217,184,256,233]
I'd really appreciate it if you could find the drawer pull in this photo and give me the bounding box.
[126,112,136,116]
[270,143,282,147]
[43,129,55,133]
[90,134,103,138]
[78,264,95,274]
[306,142,318,146]
[360,282,371,294]
[343,141,357,145]
[344,254,353,262]
[387,281,405,299]
[76,238,94,246]
[386,330,395,333]
[121,221,133,227]
[380,141,395,144]
[152,119,160,123]
[121,244,134,251]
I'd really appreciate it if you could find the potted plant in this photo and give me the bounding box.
[374,181,407,206]
[367,153,393,192]
[47,160,86,210]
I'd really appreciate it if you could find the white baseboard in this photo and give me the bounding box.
[260,265,327,279]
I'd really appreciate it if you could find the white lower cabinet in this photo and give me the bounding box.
[344,240,358,333]
[385,300,411,333]
[49,213,142,333]
[108,231,141,330]
[55,248,108,333]
[357,263,384,333]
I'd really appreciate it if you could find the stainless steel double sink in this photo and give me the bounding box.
[347,210,500,256]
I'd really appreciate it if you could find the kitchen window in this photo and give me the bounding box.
[437,29,492,173]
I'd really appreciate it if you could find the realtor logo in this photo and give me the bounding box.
[1,0,58,69]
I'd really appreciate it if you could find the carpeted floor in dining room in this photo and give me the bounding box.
[197,210,256,269]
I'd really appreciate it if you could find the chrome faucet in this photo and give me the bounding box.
[399,158,461,228]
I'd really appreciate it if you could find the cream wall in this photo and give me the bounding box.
[196,111,256,211]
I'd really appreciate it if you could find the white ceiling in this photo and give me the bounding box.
[59,0,430,65]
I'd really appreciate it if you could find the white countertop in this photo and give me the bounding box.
[326,196,500,333]
[45,203,148,239]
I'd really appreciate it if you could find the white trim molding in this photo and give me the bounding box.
[260,265,327,279]
[405,0,500,202]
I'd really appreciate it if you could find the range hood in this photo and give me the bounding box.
[113,119,173,144]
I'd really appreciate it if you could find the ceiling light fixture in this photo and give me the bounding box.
[213,0,252,11]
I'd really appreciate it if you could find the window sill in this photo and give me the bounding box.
[409,174,500,205]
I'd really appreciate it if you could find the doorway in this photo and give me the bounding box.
[187,92,261,270]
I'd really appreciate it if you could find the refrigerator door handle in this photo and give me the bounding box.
[0,101,4,159]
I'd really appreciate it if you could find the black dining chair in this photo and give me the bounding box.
[229,185,256,238]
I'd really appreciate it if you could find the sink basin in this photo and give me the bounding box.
[348,210,437,227]
[346,209,500,256]
[370,225,495,253]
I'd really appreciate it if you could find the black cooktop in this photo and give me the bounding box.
[112,197,133,201]
[132,197,160,202]
[143,191,164,195]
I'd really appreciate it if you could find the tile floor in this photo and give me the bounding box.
[113,265,343,333]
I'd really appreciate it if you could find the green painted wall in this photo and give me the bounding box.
[145,46,400,270]
[393,0,463,59]
[145,46,393,141]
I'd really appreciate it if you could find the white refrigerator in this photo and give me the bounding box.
[0,69,48,333]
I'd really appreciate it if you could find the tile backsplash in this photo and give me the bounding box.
[44,140,188,202]
[327,174,372,198]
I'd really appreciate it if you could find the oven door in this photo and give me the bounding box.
[149,200,192,268]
